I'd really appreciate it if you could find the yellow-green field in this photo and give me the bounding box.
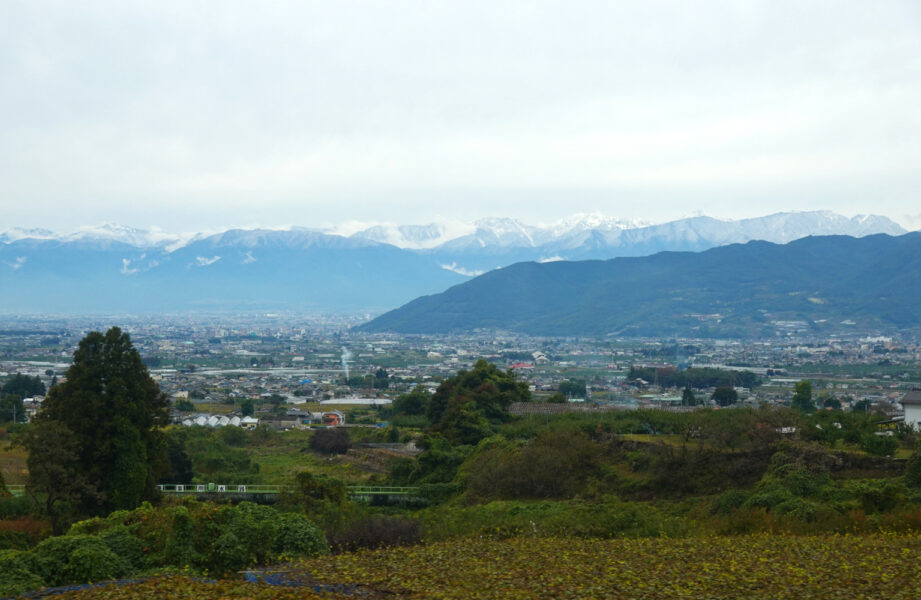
[51,534,921,599]
[0,440,28,485]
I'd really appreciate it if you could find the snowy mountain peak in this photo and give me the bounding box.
[546,213,651,237]
[0,227,58,243]
[472,217,537,246]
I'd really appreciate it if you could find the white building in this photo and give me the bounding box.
[901,389,921,428]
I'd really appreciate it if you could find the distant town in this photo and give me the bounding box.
[4,313,919,430]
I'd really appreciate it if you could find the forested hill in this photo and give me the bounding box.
[359,232,921,338]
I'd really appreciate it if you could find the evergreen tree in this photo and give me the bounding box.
[29,327,169,514]
[791,380,815,412]
[241,399,255,417]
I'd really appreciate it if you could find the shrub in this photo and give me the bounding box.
[208,531,251,573]
[63,541,129,583]
[464,429,602,500]
[0,549,44,597]
[710,489,750,516]
[848,479,906,514]
[160,506,201,569]
[773,498,818,521]
[859,433,899,457]
[98,525,148,570]
[273,513,329,558]
[33,535,88,585]
[744,486,794,511]
[33,535,129,586]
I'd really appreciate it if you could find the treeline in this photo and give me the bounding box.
[628,366,761,389]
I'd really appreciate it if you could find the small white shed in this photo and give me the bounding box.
[901,389,921,428]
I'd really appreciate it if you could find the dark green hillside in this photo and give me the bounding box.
[360,233,921,337]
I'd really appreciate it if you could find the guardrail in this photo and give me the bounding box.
[155,484,420,498]
[347,486,418,496]
[156,484,291,494]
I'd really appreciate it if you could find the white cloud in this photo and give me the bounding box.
[120,258,139,275]
[440,263,483,277]
[539,256,564,263]
[195,256,221,267]
[4,256,27,270]
[241,251,256,264]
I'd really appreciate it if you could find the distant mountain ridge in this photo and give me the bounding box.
[360,233,921,338]
[0,229,465,314]
[0,211,910,316]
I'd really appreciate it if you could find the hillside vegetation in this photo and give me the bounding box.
[362,232,921,337]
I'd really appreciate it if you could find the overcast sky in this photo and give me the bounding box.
[2,1,920,232]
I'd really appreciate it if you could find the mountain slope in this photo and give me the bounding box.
[359,233,921,337]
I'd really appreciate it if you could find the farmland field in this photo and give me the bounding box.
[52,534,921,599]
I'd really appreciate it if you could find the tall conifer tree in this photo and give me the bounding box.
[33,327,169,514]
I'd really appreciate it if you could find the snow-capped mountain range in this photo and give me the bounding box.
[1,211,903,252]
[0,211,908,315]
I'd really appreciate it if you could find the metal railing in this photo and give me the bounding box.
[155,484,420,497]
[347,486,418,496]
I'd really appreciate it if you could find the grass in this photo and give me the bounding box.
[0,433,28,485]
[241,429,377,484]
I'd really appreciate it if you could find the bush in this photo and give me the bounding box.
[33,535,128,586]
[63,541,129,583]
[744,486,795,511]
[160,506,201,568]
[710,489,750,516]
[0,549,44,597]
[465,429,603,501]
[273,513,329,558]
[208,531,251,573]
[98,525,148,570]
[859,433,898,457]
[328,515,422,552]
[848,479,906,514]
[33,535,87,585]
[309,428,352,454]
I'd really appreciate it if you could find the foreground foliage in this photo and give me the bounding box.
[48,534,921,599]
[0,501,327,597]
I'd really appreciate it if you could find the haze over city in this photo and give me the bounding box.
[2,1,920,231]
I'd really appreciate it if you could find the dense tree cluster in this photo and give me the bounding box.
[1,374,46,423]
[1,373,45,399]
[711,386,738,407]
[428,359,530,445]
[558,379,587,398]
